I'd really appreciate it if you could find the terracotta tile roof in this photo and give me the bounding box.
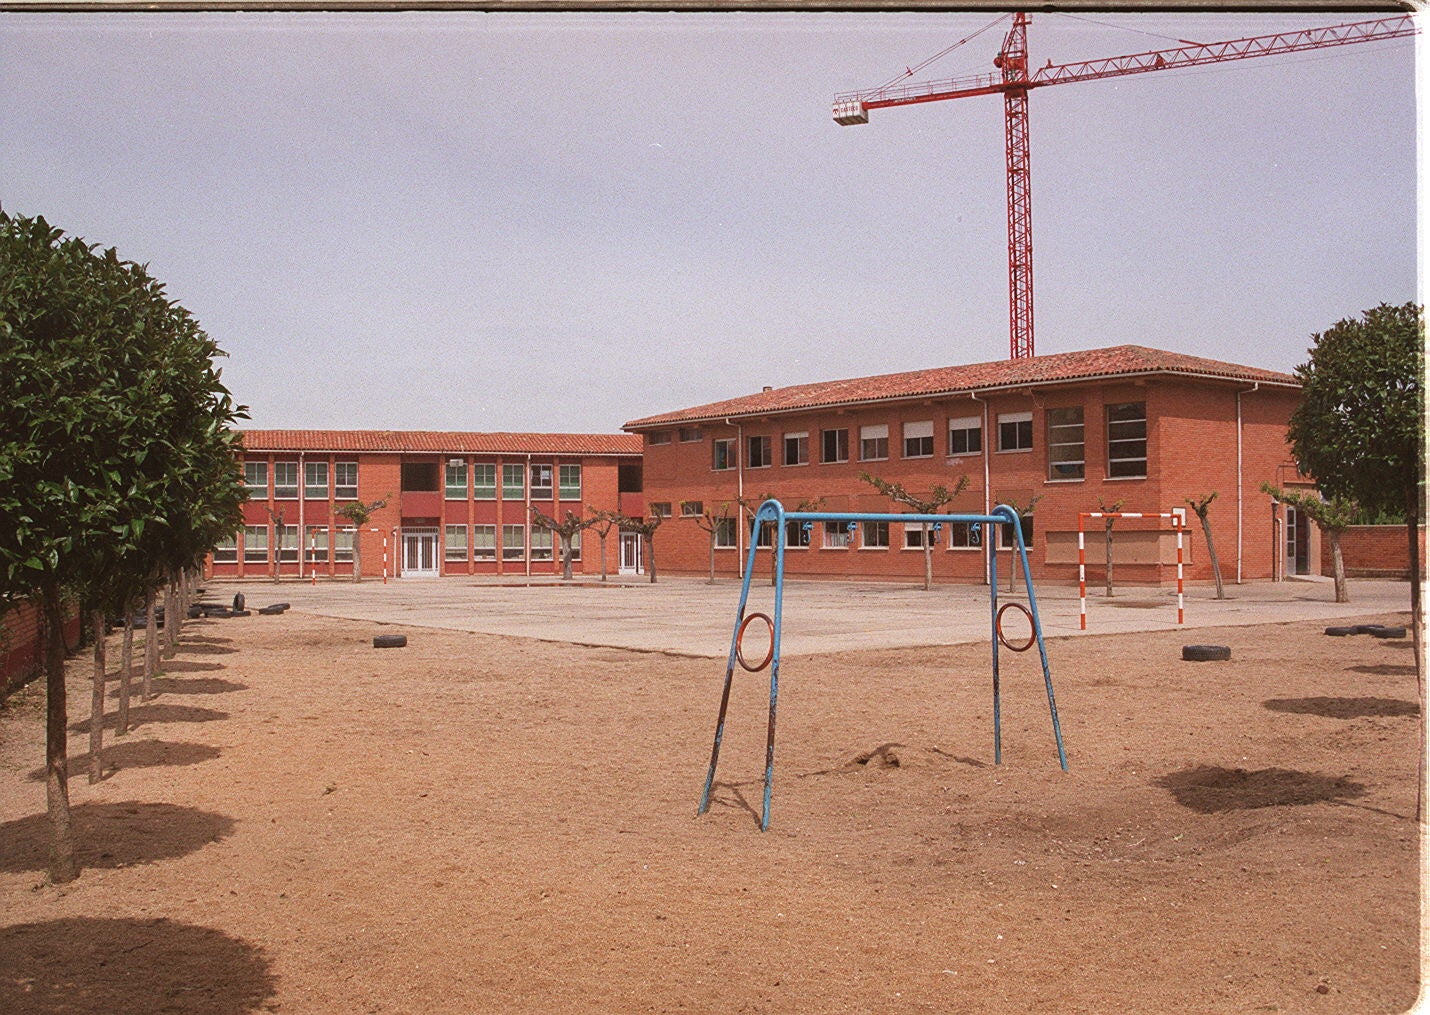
[623,345,1298,429]
[237,430,642,456]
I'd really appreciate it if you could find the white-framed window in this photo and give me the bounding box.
[859,424,889,461]
[1107,402,1148,478]
[786,519,811,548]
[304,461,328,499]
[678,427,702,443]
[473,464,497,500]
[244,461,268,494]
[996,514,1034,549]
[821,428,849,464]
[213,532,238,563]
[902,420,934,459]
[947,521,983,549]
[1047,407,1086,480]
[558,464,582,499]
[530,464,553,500]
[473,525,497,561]
[335,528,355,562]
[861,520,890,548]
[567,530,582,562]
[948,416,982,457]
[904,523,933,549]
[714,517,737,548]
[273,462,299,499]
[998,412,1033,452]
[502,463,524,499]
[334,462,358,499]
[445,460,468,499]
[784,432,809,466]
[530,528,554,561]
[304,525,329,563]
[680,500,703,517]
[502,524,525,561]
[747,435,772,469]
[277,524,300,562]
[243,525,269,563]
[822,521,850,549]
[648,431,672,446]
[650,502,672,518]
[444,524,468,561]
[712,438,736,471]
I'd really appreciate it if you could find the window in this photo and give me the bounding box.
[244,461,268,494]
[1047,407,1086,480]
[821,428,849,464]
[277,525,300,563]
[335,528,355,562]
[679,427,702,443]
[948,522,982,549]
[747,435,772,469]
[712,438,736,471]
[996,513,1035,549]
[786,519,811,549]
[861,520,890,548]
[273,462,298,499]
[304,526,329,563]
[903,420,934,458]
[566,530,583,562]
[949,416,982,457]
[502,524,525,561]
[473,464,497,500]
[473,525,496,561]
[680,500,703,517]
[859,424,889,461]
[502,464,524,499]
[904,523,933,549]
[243,525,268,563]
[823,521,850,549]
[445,460,468,499]
[784,432,809,466]
[998,412,1033,452]
[559,464,582,499]
[1107,402,1148,478]
[530,528,554,561]
[213,533,238,564]
[755,520,776,548]
[714,517,737,548]
[650,502,672,518]
[304,461,328,499]
[648,431,672,445]
[335,462,358,499]
[530,464,553,500]
[445,524,468,561]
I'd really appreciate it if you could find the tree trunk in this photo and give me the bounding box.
[143,587,158,701]
[922,524,934,591]
[118,612,134,736]
[646,535,657,584]
[1408,503,1423,824]
[40,582,78,884]
[597,533,609,582]
[1328,529,1348,604]
[560,536,574,580]
[88,609,106,784]
[1104,520,1115,598]
[352,535,364,582]
[163,575,178,658]
[1197,510,1226,600]
[708,532,717,585]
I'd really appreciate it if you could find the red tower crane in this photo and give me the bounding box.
[833,13,1417,360]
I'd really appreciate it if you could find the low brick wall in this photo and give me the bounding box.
[1,596,82,698]
[1322,525,1427,579]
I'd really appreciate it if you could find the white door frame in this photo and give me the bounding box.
[619,532,643,575]
[401,527,440,577]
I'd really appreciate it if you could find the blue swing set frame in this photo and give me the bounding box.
[697,499,1068,831]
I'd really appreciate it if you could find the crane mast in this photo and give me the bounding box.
[834,13,1416,360]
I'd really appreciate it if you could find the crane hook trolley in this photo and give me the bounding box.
[698,500,1068,831]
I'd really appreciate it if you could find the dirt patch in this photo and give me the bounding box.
[0,609,1419,1013]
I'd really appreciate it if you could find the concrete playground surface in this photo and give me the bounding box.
[202,574,1417,659]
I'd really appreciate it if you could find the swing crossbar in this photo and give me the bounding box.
[697,500,1068,832]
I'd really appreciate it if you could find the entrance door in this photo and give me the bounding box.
[1284,506,1310,576]
[619,532,643,575]
[402,527,440,577]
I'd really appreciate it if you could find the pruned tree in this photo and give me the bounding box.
[860,473,970,590]
[1184,493,1226,600]
[619,514,663,584]
[335,497,388,582]
[531,507,595,581]
[263,506,286,584]
[690,502,736,584]
[1261,483,1358,603]
[587,509,622,582]
[996,495,1042,592]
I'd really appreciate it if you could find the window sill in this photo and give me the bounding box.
[859,457,889,464]
[1104,475,1148,482]
[903,454,934,461]
[1045,478,1085,484]
[995,449,1032,455]
[946,452,982,460]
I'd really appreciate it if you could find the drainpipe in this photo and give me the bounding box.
[970,392,991,585]
[298,451,305,583]
[1235,382,1259,583]
[728,419,745,579]
[525,453,533,578]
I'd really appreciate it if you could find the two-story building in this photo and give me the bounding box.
[211,430,644,580]
[623,345,1314,585]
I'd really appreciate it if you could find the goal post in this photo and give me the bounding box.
[1077,511,1186,630]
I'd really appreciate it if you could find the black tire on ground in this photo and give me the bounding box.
[1325,626,1360,637]
[231,609,251,617]
[233,592,246,612]
[207,608,233,619]
[257,605,286,615]
[1353,624,1385,635]
[1182,644,1231,662]
[1370,626,1407,639]
[186,606,204,620]
[267,603,290,611]
[373,634,407,649]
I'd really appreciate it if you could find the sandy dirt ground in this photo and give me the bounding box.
[0,601,1421,1014]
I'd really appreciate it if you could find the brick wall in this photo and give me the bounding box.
[1321,524,1427,579]
[2,595,82,698]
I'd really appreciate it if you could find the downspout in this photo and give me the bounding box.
[525,453,532,578]
[298,451,305,583]
[970,392,991,585]
[1235,382,1259,583]
[728,419,745,579]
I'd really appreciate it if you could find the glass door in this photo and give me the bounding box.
[402,528,440,577]
[619,532,642,575]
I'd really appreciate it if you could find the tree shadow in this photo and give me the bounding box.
[0,917,276,1015]
[111,676,248,698]
[155,660,227,674]
[1346,663,1418,676]
[704,781,763,829]
[71,704,229,734]
[1263,696,1419,719]
[0,801,236,873]
[175,642,238,656]
[177,635,232,646]
[26,741,222,782]
[1155,766,1367,813]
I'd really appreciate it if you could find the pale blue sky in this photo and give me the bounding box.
[1,10,1419,432]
